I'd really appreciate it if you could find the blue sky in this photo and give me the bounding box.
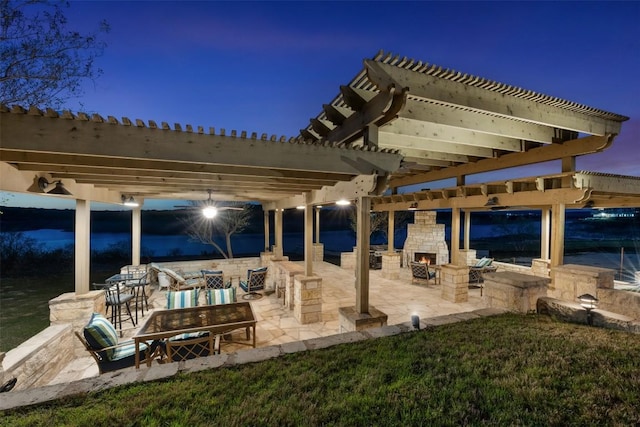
[3,1,639,210]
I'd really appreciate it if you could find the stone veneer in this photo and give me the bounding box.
[2,324,73,391]
[340,251,355,270]
[270,260,304,309]
[483,271,550,313]
[293,276,323,324]
[597,289,640,320]
[403,211,449,266]
[549,264,614,301]
[313,243,324,262]
[440,264,469,303]
[381,253,402,279]
[338,306,388,332]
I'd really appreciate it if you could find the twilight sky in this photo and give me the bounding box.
[4,1,639,209]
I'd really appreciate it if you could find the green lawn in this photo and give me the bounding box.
[2,313,639,426]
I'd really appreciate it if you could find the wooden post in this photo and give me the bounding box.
[463,210,471,250]
[275,208,283,258]
[75,199,90,294]
[550,203,565,267]
[131,206,141,266]
[304,195,313,276]
[355,196,370,314]
[315,206,320,243]
[387,210,395,253]
[541,207,551,260]
[451,207,461,265]
[263,210,270,252]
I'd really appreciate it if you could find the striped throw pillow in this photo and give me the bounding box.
[207,287,236,305]
[166,289,199,309]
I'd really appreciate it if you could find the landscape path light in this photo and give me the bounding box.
[578,293,598,326]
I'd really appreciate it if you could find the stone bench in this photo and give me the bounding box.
[483,271,550,313]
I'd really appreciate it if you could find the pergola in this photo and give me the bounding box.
[1,50,637,317]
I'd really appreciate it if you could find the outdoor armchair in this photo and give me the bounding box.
[201,269,227,289]
[469,257,496,295]
[410,261,436,285]
[239,267,267,300]
[76,313,163,374]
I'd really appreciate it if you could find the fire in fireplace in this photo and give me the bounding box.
[414,252,437,265]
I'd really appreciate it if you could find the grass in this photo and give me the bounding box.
[2,313,640,426]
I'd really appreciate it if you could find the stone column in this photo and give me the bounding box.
[441,264,469,303]
[531,258,550,277]
[293,276,322,324]
[313,243,324,261]
[457,249,477,267]
[381,253,401,279]
[340,252,355,270]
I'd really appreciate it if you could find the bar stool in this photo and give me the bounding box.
[93,282,136,336]
[126,271,150,323]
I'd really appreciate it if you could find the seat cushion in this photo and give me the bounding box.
[166,289,199,309]
[206,287,237,305]
[83,313,118,360]
[111,339,149,360]
[473,257,492,268]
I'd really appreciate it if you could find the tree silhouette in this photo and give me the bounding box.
[180,202,255,259]
[0,0,109,107]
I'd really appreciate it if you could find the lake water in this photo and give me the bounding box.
[17,217,640,282]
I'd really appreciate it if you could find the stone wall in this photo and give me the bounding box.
[483,271,550,313]
[550,264,615,301]
[596,289,640,320]
[2,324,73,391]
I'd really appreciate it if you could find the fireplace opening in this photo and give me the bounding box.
[414,252,437,265]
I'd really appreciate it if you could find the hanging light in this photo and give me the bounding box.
[202,206,218,219]
[336,199,351,206]
[121,195,139,207]
[47,181,72,195]
[296,205,305,210]
[408,202,418,211]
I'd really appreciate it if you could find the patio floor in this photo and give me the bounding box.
[49,261,485,385]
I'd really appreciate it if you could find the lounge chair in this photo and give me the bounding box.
[410,261,436,285]
[76,313,163,374]
[162,267,204,291]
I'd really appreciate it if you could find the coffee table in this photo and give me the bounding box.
[133,302,257,368]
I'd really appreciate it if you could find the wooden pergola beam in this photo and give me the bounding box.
[389,135,614,188]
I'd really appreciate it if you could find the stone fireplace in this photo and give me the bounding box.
[403,211,449,266]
